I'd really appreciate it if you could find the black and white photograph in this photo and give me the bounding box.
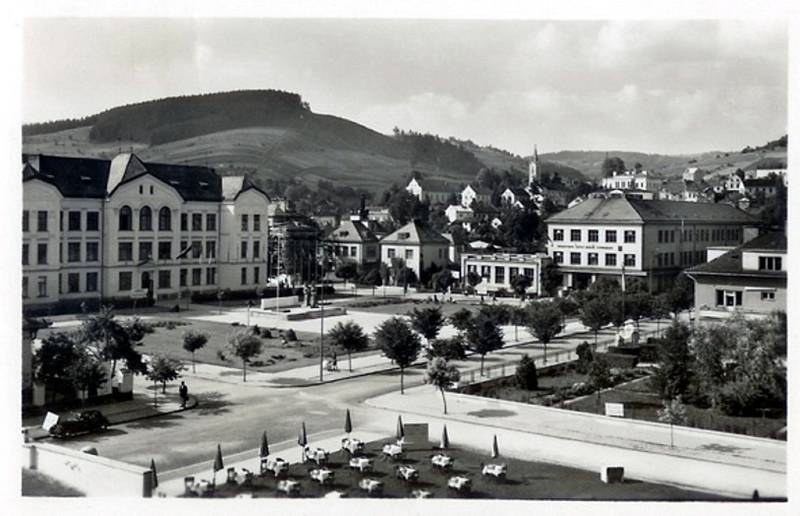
[4,1,798,514]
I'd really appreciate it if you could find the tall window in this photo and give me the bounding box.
[22,276,28,298]
[139,206,152,231]
[118,272,132,291]
[588,253,598,265]
[553,251,563,264]
[494,266,505,284]
[192,214,203,232]
[624,254,635,267]
[191,241,203,259]
[158,270,171,289]
[67,273,80,293]
[86,272,98,292]
[86,242,99,262]
[192,268,202,286]
[206,213,216,231]
[605,253,617,266]
[254,215,261,232]
[68,242,81,262]
[553,229,564,241]
[624,230,636,243]
[119,206,133,231]
[37,276,47,297]
[206,267,216,285]
[37,243,47,265]
[37,210,48,232]
[180,269,187,287]
[241,267,248,285]
[570,252,581,265]
[605,230,617,243]
[180,213,188,231]
[139,242,152,262]
[22,244,29,266]
[158,207,172,231]
[241,214,249,232]
[254,266,260,284]
[68,211,81,231]
[86,211,99,231]
[588,230,599,242]
[158,241,172,260]
[118,242,133,261]
[206,241,216,259]
[253,241,260,258]
[241,241,248,259]
[22,211,29,232]
[570,229,581,242]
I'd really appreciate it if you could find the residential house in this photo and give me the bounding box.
[406,177,457,204]
[379,221,450,281]
[461,184,492,208]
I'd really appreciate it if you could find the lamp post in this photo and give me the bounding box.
[246,300,253,327]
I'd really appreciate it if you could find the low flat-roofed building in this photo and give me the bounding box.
[461,252,550,296]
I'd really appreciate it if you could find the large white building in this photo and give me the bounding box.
[22,153,287,313]
[461,252,550,296]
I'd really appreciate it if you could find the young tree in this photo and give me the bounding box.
[466,271,482,292]
[540,261,562,297]
[80,305,146,379]
[479,304,510,326]
[509,274,532,300]
[33,332,83,403]
[466,311,505,376]
[362,268,383,296]
[427,336,467,361]
[424,357,461,414]
[515,354,538,390]
[67,352,107,402]
[226,330,263,382]
[409,306,444,345]
[650,293,672,337]
[448,308,474,336]
[327,321,369,372]
[588,354,612,390]
[335,260,358,287]
[575,342,594,373]
[652,321,693,400]
[525,300,564,363]
[431,270,455,294]
[146,355,185,393]
[378,262,391,287]
[579,298,610,347]
[601,156,626,177]
[182,330,209,373]
[624,291,652,329]
[657,397,688,448]
[374,317,422,394]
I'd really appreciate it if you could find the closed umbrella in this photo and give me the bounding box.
[491,435,499,459]
[150,458,158,490]
[259,431,269,458]
[298,422,308,461]
[396,415,405,441]
[213,444,224,486]
[344,409,353,434]
[440,425,450,450]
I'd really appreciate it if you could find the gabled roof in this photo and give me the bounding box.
[380,220,449,245]
[325,219,378,243]
[222,175,270,201]
[464,184,492,195]
[413,178,458,193]
[140,161,222,202]
[22,154,111,198]
[504,186,529,197]
[546,197,757,224]
[689,232,786,278]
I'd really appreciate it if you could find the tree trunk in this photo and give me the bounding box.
[243,360,247,382]
[594,330,598,349]
[514,324,518,341]
[162,381,167,394]
[543,341,548,364]
[348,352,353,372]
[400,367,405,394]
[480,355,485,376]
[110,358,118,384]
[192,352,196,374]
[440,388,448,414]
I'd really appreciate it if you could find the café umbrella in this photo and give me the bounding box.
[440,425,450,450]
[491,435,499,459]
[213,444,224,485]
[260,431,270,458]
[396,415,405,441]
[150,458,158,489]
[345,409,353,434]
[298,422,308,461]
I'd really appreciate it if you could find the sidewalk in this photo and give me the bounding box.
[364,385,786,498]
[23,392,196,440]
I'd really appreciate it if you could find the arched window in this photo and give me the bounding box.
[119,206,132,231]
[158,207,172,231]
[139,206,152,231]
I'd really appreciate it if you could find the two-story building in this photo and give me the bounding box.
[324,218,380,266]
[687,232,786,317]
[406,177,457,205]
[601,170,663,194]
[379,221,450,280]
[461,252,550,296]
[545,196,757,292]
[460,184,492,208]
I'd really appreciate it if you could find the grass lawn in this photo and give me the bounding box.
[341,298,487,318]
[194,438,730,500]
[22,469,85,497]
[565,377,787,440]
[38,316,380,374]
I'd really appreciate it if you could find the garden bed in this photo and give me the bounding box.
[186,438,730,500]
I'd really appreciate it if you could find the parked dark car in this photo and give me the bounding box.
[49,410,110,438]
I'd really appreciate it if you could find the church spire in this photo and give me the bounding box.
[528,144,539,186]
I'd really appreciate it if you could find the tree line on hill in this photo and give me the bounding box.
[741,134,787,154]
[392,128,486,176]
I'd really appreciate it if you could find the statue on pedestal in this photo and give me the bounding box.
[303,284,311,307]
[310,288,318,308]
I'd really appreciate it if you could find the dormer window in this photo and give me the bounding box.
[398,232,410,240]
[338,231,349,237]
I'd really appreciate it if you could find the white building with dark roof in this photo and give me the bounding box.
[379,220,450,280]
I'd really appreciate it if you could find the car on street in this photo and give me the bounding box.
[277,479,301,496]
[303,446,329,465]
[431,453,454,470]
[358,478,384,496]
[309,467,335,485]
[395,464,419,482]
[341,437,365,455]
[481,463,507,479]
[348,456,373,472]
[263,457,290,477]
[447,475,472,492]
[48,410,110,438]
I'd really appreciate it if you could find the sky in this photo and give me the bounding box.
[22,18,788,155]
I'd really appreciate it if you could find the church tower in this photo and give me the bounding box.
[528,145,539,186]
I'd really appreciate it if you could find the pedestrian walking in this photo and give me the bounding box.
[179,381,189,409]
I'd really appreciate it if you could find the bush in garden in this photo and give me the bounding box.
[588,355,612,390]
[285,329,297,341]
[575,342,594,373]
[515,354,539,390]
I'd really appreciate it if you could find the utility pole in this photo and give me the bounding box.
[317,238,325,382]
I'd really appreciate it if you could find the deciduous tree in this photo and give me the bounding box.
[146,355,185,393]
[410,306,444,345]
[424,357,460,414]
[226,330,263,382]
[466,312,505,376]
[525,300,564,362]
[182,330,209,373]
[374,317,422,394]
[328,321,369,372]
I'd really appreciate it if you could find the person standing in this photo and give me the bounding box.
[179,381,189,409]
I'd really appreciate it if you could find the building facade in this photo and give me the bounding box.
[406,177,456,205]
[461,252,549,296]
[323,218,380,266]
[379,221,450,280]
[687,232,786,317]
[545,197,757,292]
[22,153,291,313]
[460,184,491,208]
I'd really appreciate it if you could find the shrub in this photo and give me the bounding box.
[285,329,297,341]
[216,350,227,362]
[515,354,538,390]
[600,352,638,369]
[588,356,612,390]
[575,342,593,373]
[260,328,272,339]
[251,325,261,336]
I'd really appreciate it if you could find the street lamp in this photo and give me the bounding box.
[246,300,253,327]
